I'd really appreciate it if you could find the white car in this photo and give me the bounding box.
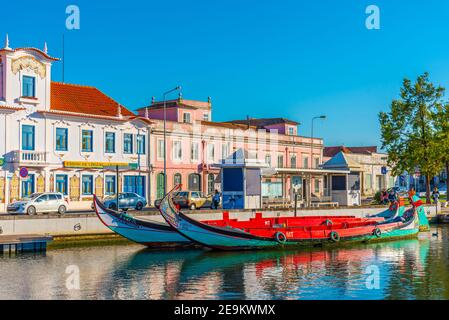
[7,192,68,215]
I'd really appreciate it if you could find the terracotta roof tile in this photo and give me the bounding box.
[323,146,378,158]
[51,82,135,118]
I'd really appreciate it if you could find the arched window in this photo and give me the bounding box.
[174,173,182,187]
[207,174,215,195]
[188,173,201,191]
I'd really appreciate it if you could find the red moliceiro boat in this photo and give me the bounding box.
[159,186,422,250]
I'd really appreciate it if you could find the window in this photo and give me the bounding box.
[314,157,320,169]
[82,130,93,152]
[303,156,309,169]
[208,174,215,194]
[105,176,116,195]
[56,128,68,151]
[173,141,182,161]
[137,134,145,154]
[277,154,284,168]
[105,132,115,153]
[288,127,294,135]
[314,179,320,193]
[365,173,372,190]
[183,112,191,123]
[290,154,297,169]
[191,142,199,161]
[265,154,272,167]
[157,139,165,160]
[203,113,209,121]
[248,150,257,160]
[207,143,215,161]
[56,175,68,195]
[221,143,229,160]
[174,173,182,186]
[22,125,35,151]
[82,175,93,195]
[124,133,133,154]
[22,76,35,97]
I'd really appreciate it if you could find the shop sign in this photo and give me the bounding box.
[63,161,135,169]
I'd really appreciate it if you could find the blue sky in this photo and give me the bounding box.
[2,0,449,147]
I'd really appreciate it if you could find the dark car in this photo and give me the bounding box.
[95,192,147,211]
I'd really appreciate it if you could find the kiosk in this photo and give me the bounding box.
[217,149,268,210]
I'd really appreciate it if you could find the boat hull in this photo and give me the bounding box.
[93,195,191,247]
[174,211,419,250]
[158,186,422,251]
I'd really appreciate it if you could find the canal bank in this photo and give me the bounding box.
[0,206,438,248]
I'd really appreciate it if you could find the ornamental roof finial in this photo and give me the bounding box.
[4,34,11,50]
[151,96,155,104]
[145,106,149,119]
[44,42,48,54]
[117,103,122,119]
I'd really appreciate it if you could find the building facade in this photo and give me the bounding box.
[0,40,151,211]
[323,146,396,198]
[0,36,326,211]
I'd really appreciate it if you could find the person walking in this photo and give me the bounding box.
[432,187,440,204]
[212,190,221,209]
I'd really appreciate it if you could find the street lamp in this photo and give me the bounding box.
[163,86,182,195]
[310,115,326,167]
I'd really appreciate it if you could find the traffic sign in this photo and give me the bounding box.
[19,167,29,178]
[381,167,388,175]
[0,158,4,166]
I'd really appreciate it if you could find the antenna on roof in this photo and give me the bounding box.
[247,115,251,129]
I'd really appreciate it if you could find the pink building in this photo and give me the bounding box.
[137,97,326,207]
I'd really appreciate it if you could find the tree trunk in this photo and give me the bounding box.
[446,162,449,204]
[426,175,431,204]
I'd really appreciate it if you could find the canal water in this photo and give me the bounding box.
[1,226,448,300]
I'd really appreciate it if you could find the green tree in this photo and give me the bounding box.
[433,102,449,197]
[379,72,444,202]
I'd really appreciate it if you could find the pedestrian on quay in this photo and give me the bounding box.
[381,189,389,205]
[409,188,416,198]
[388,188,397,203]
[432,187,440,204]
[212,190,221,209]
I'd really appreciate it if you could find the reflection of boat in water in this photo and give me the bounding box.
[92,234,432,299]
[159,186,425,251]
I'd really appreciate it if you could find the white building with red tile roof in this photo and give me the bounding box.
[0,36,151,211]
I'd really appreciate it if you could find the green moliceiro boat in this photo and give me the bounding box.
[158,186,429,251]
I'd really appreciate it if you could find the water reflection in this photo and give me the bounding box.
[1,226,448,300]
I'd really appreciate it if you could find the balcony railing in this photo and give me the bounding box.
[10,151,47,165]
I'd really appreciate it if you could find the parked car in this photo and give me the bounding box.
[7,192,68,215]
[100,192,147,211]
[173,191,214,210]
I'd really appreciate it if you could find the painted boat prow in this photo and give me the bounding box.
[93,194,191,246]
